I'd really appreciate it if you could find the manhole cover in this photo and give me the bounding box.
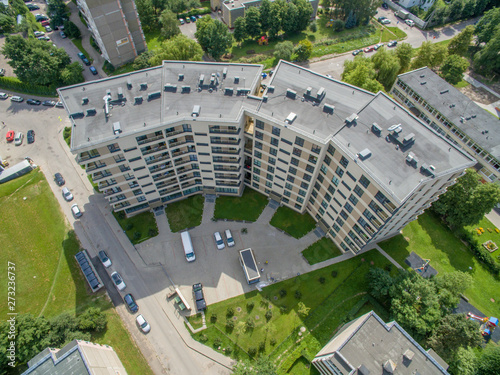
[269,304,273,309]
[236,307,242,312]
[255,315,260,320]
[273,296,278,300]
[232,316,238,321]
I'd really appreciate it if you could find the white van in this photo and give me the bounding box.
[225,229,235,247]
[181,231,196,262]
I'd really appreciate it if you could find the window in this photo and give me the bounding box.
[328,185,335,195]
[318,174,324,183]
[354,185,364,198]
[349,194,359,205]
[266,181,272,188]
[268,156,276,165]
[253,182,259,189]
[338,190,347,200]
[269,147,278,156]
[324,155,331,165]
[320,165,327,174]
[254,150,262,158]
[314,182,321,190]
[293,147,302,157]
[295,203,302,210]
[284,190,291,197]
[331,176,340,186]
[327,144,336,156]
[344,202,353,213]
[346,171,356,182]
[129,156,141,163]
[333,198,342,207]
[271,137,279,146]
[297,197,304,204]
[255,141,263,150]
[107,143,120,153]
[295,137,304,147]
[291,157,299,166]
[256,119,264,129]
[335,166,344,178]
[321,200,328,209]
[312,190,318,198]
[340,156,349,168]
[266,173,273,181]
[375,191,396,212]
[254,175,260,182]
[285,183,293,190]
[282,138,292,145]
[341,181,352,191]
[303,173,311,182]
[272,126,281,136]
[280,148,290,155]
[277,166,287,173]
[254,160,261,167]
[299,189,306,197]
[301,182,309,189]
[359,175,370,188]
[289,166,297,175]
[311,144,321,154]
[308,155,318,164]
[287,175,295,183]
[255,131,263,140]
[333,223,341,232]
[282,197,289,204]
[278,158,288,165]
[336,217,344,227]
[124,147,137,152]
[340,210,348,220]
[268,166,275,173]
[253,167,260,175]
[306,164,315,173]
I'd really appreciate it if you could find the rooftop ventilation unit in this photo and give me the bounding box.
[86,108,96,116]
[140,82,148,90]
[223,67,227,78]
[113,121,122,135]
[285,112,297,124]
[225,87,234,96]
[82,97,89,105]
[358,149,372,160]
[181,85,191,93]
[403,349,415,362]
[286,89,297,99]
[420,74,425,78]
[420,163,436,177]
[306,87,312,95]
[387,124,401,132]
[420,81,426,85]
[403,133,415,144]
[148,91,161,101]
[323,103,335,114]
[199,74,205,86]
[178,74,184,81]
[316,87,325,101]
[440,89,449,94]
[70,112,84,119]
[267,86,275,93]
[210,76,216,86]
[237,88,250,95]
[372,123,382,135]
[262,95,268,102]
[164,84,177,92]
[406,152,418,167]
[346,113,358,124]
[134,96,143,104]
[192,105,201,118]
[103,94,111,117]
[127,78,132,89]
[394,126,403,134]
[117,87,123,99]
[106,89,111,97]
[234,76,239,84]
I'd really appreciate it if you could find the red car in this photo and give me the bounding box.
[41,20,50,27]
[6,130,15,142]
[364,46,375,53]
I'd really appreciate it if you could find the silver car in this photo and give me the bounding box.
[62,187,73,201]
[14,132,24,146]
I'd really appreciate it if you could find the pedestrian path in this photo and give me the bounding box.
[255,200,279,224]
[201,195,216,224]
[298,227,324,248]
[155,209,172,236]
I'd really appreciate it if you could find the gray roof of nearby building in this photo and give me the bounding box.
[398,67,500,160]
[58,61,263,151]
[23,341,89,375]
[315,311,449,375]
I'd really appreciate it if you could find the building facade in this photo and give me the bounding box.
[392,67,500,182]
[59,61,474,254]
[312,311,449,375]
[77,0,146,67]
[23,340,127,374]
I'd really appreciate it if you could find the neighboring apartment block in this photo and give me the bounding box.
[312,311,449,375]
[210,0,319,28]
[392,67,500,182]
[23,340,127,374]
[58,60,474,254]
[77,0,146,67]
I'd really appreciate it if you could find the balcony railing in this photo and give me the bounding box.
[211,139,241,145]
[86,162,106,172]
[153,172,176,182]
[209,128,240,134]
[146,154,170,165]
[149,163,172,173]
[171,148,195,158]
[137,134,164,145]
[156,178,178,189]
[181,180,202,189]
[165,129,187,138]
[104,187,122,196]
[212,149,240,155]
[213,157,241,164]
[215,174,240,180]
[92,171,112,181]
[142,144,167,156]
[168,139,194,148]
[214,165,240,171]
[216,181,242,187]
[177,165,199,175]
[159,186,180,196]
[98,180,117,189]
[78,153,101,163]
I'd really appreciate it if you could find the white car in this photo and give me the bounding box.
[406,19,415,27]
[0,92,8,99]
[62,187,73,201]
[136,314,151,333]
[71,203,82,218]
[214,231,225,250]
[34,31,45,37]
[225,229,235,247]
[14,132,24,146]
[10,96,23,102]
[381,19,391,24]
[98,250,112,268]
[111,271,126,290]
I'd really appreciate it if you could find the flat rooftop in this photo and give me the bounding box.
[58,61,263,151]
[398,67,500,160]
[240,248,259,281]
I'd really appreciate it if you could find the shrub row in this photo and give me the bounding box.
[0,77,57,97]
[177,7,211,19]
[459,230,500,276]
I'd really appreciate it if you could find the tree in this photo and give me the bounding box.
[159,9,180,39]
[61,62,84,85]
[448,25,474,56]
[294,39,312,61]
[77,307,107,332]
[135,0,161,31]
[133,50,154,70]
[432,169,500,228]
[167,0,187,13]
[259,0,272,33]
[331,0,379,26]
[371,47,400,91]
[245,6,261,39]
[440,54,469,85]
[268,0,285,38]
[367,267,394,301]
[297,301,311,317]
[342,57,384,93]
[411,41,448,69]
[274,41,294,61]
[449,347,477,375]
[474,7,500,45]
[293,0,313,32]
[477,345,500,375]
[0,13,15,34]
[232,357,278,375]
[434,271,473,310]
[233,17,248,44]
[394,42,413,73]
[473,26,500,75]
[332,19,345,32]
[282,2,299,35]
[427,314,483,362]
[148,34,203,65]
[195,17,233,60]
[63,20,81,39]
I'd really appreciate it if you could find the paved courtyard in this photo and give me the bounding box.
[135,197,340,313]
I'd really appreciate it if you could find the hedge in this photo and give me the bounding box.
[459,230,500,276]
[177,7,211,19]
[0,77,57,97]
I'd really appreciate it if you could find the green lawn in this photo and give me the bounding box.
[302,237,343,265]
[165,194,204,232]
[186,313,204,330]
[465,217,500,262]
[213,188,268,222]
[0,170,152,375]
[288,356,320,375]
[112,210,158,244]
[193,250,391,370]
[144,30,163,52]
[71,38,93,63]
[270,206,316,239]
[454,79,470,88]
[379,212,500,318]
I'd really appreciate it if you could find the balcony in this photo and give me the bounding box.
[137,134,164,145]
[213,157,241,164]
[86,162,106,172]
[142,143,167,156]
[215,173,240,180]
[211,138,241,145]
[149,162,173,174]
[168,138,194,148]
[78,152,101,163]
[153,171,176,182]
[212,148,240,155]
[165,127,189,138]
[159,185,180,196]
[171,147,196,158]
[177,165,199,175]
[179,173,199,182]
[216,180,242,187]
[145,153,170,165]
[209,127,240,134]
[92,171,112,181]
[174,157,194,167]
[109,195,127,203]
[156,178,178,189]
[98,179,117,189]
[181,180,202,189]
[104,187,122,197]
[214,165,240,172]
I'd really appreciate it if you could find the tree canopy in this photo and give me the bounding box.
[149,34,203,65]
[195,17,233,60]
[294,39,312,61]
[159,9,180,39]
[411,41,448,70]
[274,41,294,61]
[342,56,385,93]
[440,54,469,84]
[448,25,475,56]
[232,357,278,375]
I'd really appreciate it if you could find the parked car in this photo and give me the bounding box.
[71,203,83,218]
[190,15,197,22]
[27,3,40,10]
[179,18,185,24]
[185,17,190,23]
[62,187,73,201]
[352,49,363,56]
[42,100,56,106]
[37,36,50,41]
[111,271,126,290]
[0,92,8,99]
[45,26,52,32]
[192,283,206,311]
[374,43,384,50]
[56,101,64,108]
[124,294,138,313]
[363,46,375,53]
[14,132,24,146]
[54,172,65,186]
[381,19,391,24]
[89,66,98,75]
[0,68,4,77]
[387,40,398,47]
[82,57,90,66]
[98,250,112,268]
[382,2,389,9]
[34,30,45,37]
[41,20,50,27]
[27,130,35,144]
[377,16,386,22]
[10,96,24,102]
[27,99,41,105]
[60,31,66,38]
[214,231,225,250]
[6,130,15,142]
[406,19,415,27]
[198,14,203,19]
[136,314,150,333]
[225,229,235,247]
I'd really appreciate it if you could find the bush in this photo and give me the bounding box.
[294,290,302,299]
[126,223,134,230]
[280,306,287,314]
[259,341,266,352]
[226,307,235,318]
[331,270,338,278]
[332,19,345,32]
[118,211,125,220]
[133,231,141,240]
[77,307,107,332]
[270,338,276,346]
[265,310,273,321]
[199,333,208,342]
[0,76,57,97]
[103,60,115,74]
[319,276,326,284]
[213,338,222,347]
[279,289,287,298]
[225,346,232,354]
[148,228,157,237]
[248,347,257,357]
[246,301,255,312]
[246,318,255,330]
[309,21,317,33]
[210,314,217,323]
[226,319,234,331]
[384,264,393,272]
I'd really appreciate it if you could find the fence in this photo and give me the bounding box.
[386,1,429,29]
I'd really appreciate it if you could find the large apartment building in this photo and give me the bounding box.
[77,0,146,67]
[391,67,500,182]
[58,61,475,254]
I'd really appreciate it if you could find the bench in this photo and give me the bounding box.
[178,302,186,311]
[174,296,181,304]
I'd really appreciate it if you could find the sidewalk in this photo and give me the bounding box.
[255,200,279,224]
